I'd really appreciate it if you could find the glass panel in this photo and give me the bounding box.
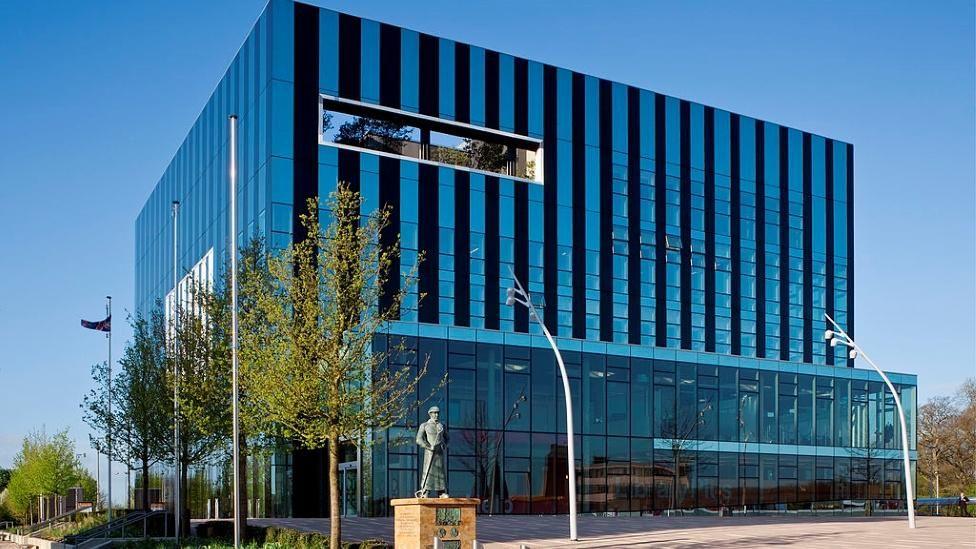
[321,98,540,179]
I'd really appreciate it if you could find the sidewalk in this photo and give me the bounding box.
[252,515,976,548]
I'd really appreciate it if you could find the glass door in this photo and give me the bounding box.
[339,461,358,517]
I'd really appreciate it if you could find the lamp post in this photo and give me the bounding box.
[488,391,527,515]
[823,313,916,528]
[504,271,577,541]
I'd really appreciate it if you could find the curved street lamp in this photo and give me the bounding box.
[823,313,915,529]
[505,270,578,541]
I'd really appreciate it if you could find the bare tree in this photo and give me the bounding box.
[917,378,976,496]
[660,399,712,513]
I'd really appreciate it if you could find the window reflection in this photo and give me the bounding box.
[322,98,540,180]
[360,337,915,515]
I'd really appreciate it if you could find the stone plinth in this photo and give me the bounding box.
[391,497,479,549]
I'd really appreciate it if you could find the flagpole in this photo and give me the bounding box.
[172,200,181,542]
[95,449,100,512]
[106,295,112,523]
[228,113,242,549]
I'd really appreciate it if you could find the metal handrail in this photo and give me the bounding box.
[19,503,94,536]
[65,509,170,544]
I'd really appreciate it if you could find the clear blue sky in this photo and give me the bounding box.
[0,0,972,500]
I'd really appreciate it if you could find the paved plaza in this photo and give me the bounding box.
[253,515,976,548]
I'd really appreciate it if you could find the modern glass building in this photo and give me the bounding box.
[135,0,917,518]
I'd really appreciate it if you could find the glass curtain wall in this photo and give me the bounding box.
[366,336,915,516]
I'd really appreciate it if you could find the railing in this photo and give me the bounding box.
[18,503,94,536]
[64,509,172,544]
[557,499,918,518]
[916,497,974,517]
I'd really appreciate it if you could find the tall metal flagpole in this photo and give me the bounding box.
[95,450,100,512]
[229,114,242,549]
[172,200,181,541]
[106,296,113,523]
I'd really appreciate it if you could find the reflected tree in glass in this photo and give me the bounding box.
[659,396,713,512]
[334,117,412,154]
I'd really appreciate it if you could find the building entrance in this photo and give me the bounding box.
[339,461,358,517]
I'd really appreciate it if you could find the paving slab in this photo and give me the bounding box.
[252,515,976,548]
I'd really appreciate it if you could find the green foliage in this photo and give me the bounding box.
[240,185,440,546]
[241,185,434,450]
[168,284,235,535]
[0,468,11,492]
[83,309,172,510]
[171,287,233,468]
[333,117,411,153]
[37,512,106,540]
[5,429,92,521]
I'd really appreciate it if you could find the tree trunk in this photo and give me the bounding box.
[329,438,341,548]
[238,437,249,532]
[180,462,190,538]
[141,461,151,511]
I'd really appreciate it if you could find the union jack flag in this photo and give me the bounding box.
[81,315,111,332]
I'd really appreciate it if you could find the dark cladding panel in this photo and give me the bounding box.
[455,43,471,124]
[755,119,766,359]
[378,156,400,317]
[337,13,361,100]
[418,163,440,323]
[824,139,834,366]
[379,23,401,108]
[599,79,613,342]
[679,100,691,348]
[730,114,741,355]
[654,94,667,346]
[419,33,439,117]
[293,3,319,245]
[704,107,716,352]
[802,132,813,363]
[485,175,501,329]
[543,65,558,329]
[627,86,641,344]
[485,50,500,130]
[455,170,471,325]
[846,143,854,367]
[572,72,586,339]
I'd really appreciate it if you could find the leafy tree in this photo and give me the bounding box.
[169,286,233,536]
[5,430,94,522]
[333,117,412,154]
[83,309,172,512]
[239,185,438,547]
[429,138,510,175]
[0,468,10,492]
[465,140,509,173]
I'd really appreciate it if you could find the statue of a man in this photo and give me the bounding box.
[415,405,448,498]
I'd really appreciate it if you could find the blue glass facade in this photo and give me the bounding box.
[136,0,916,518]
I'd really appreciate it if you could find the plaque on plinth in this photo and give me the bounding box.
[390,497,479,549]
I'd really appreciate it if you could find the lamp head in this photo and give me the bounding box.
[849,349,858,360]
[830,338,839,347]
[824,330,834,341]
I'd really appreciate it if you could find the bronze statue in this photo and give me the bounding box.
[415,405,448,498]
